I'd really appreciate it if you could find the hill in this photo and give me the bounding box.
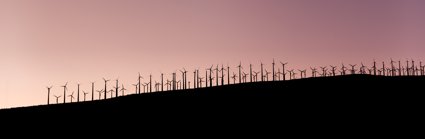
[1,74,423,115]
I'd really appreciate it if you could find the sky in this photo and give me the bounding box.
[1,0,425,108]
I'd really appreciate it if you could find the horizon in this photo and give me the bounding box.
[1,0,425,108]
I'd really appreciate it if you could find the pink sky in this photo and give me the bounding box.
[1,0,425,108]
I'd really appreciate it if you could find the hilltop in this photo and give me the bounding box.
[1,75,423,114]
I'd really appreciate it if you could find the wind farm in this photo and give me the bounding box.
[1,0,425,121]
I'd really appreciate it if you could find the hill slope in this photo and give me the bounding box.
[1,75,423,114]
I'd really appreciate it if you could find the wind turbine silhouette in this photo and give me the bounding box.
[237,62,242,84]
[54,95,61,104]
[68,91,75,103]
[249,63,253,82]
[193,69,197,89]
[215,65,219,86]
[330,66,337,76]
[272,59,275,81]
[132,83,138,94]
[276,68,282,80]
[412,59,416,76]
[382,62,386,76]
[91,82,95,101]
[83,91,89,101]
[61,82,68,103]
[182,68,188,89]
[77,83,80,102]
[406,60,410,76]
[46,86,52,105]
[199,77,205,88]
[372,60,377,75]
[265,69,271,81]
[341,64,347,75]
[115,79,119,97]
[138,73,143,94]
[320,67,327,77]
[220,64,225,85]
[103,78,110,100]
[390,59,396,76]
[231,72,237,84]
[120,84,126,96]
[253,71,260,82]
[360,63,366,74]
[398,60,402,76]
[280,62,288,81]
[205,66,211,87]
[109,89,114,98]
[150,74,152,93]
[349,64,356,74]
[298,69,307,78]
[310,67,317,77]
[96,89,104,100]
[287,69,295,80]
[260,62,264,82]
[227,64,230,85]
[161,73,164,91]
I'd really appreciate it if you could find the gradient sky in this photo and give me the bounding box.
[1,0,425,108]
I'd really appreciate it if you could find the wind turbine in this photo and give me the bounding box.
[61,82,68,103]
[265,69,271,81]
[138,73,143,94]
[180,68,187,89]
[68,91,75,103]
[161,72,164,91]
[373,60,377,75]
[120,84,126,96]
[398,60,402,76]
[287,70,295,80]
[320,67,327,77]
[253,71,260,82]
[382,62,385,76]
[330,66,336,76]
[406,60,410,76]
[115,79,119,97]
[349,64,356,75]
[199,77,205,88]
[220,64,225,85]
[109,89,114,98]
[46,86,53,105]
[298,69,307,78]
[360,63,366,74]
[215,65,219,86]
[260,62,264,82]
[96,89,104,100]
[249,63,253,82]
[91,82,95,101]
[83,91,89,101]
[276,68,282,80]
[231,72,237,84]
[77,83,80,102]
[227,64,230,85]
[103,78,110,100]
[310,67,317,77]
[132,83,138,94]
[237,62,242,84]
[272,59,275,81]
[412,59,416,76]
[341,64,347,75]
[150,74,152,93]
[390,59,396,76]
[193,69,197,89]
[54,95,61,104]
[280,62,288,81]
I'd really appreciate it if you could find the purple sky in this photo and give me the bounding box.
[1,0,425,108]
